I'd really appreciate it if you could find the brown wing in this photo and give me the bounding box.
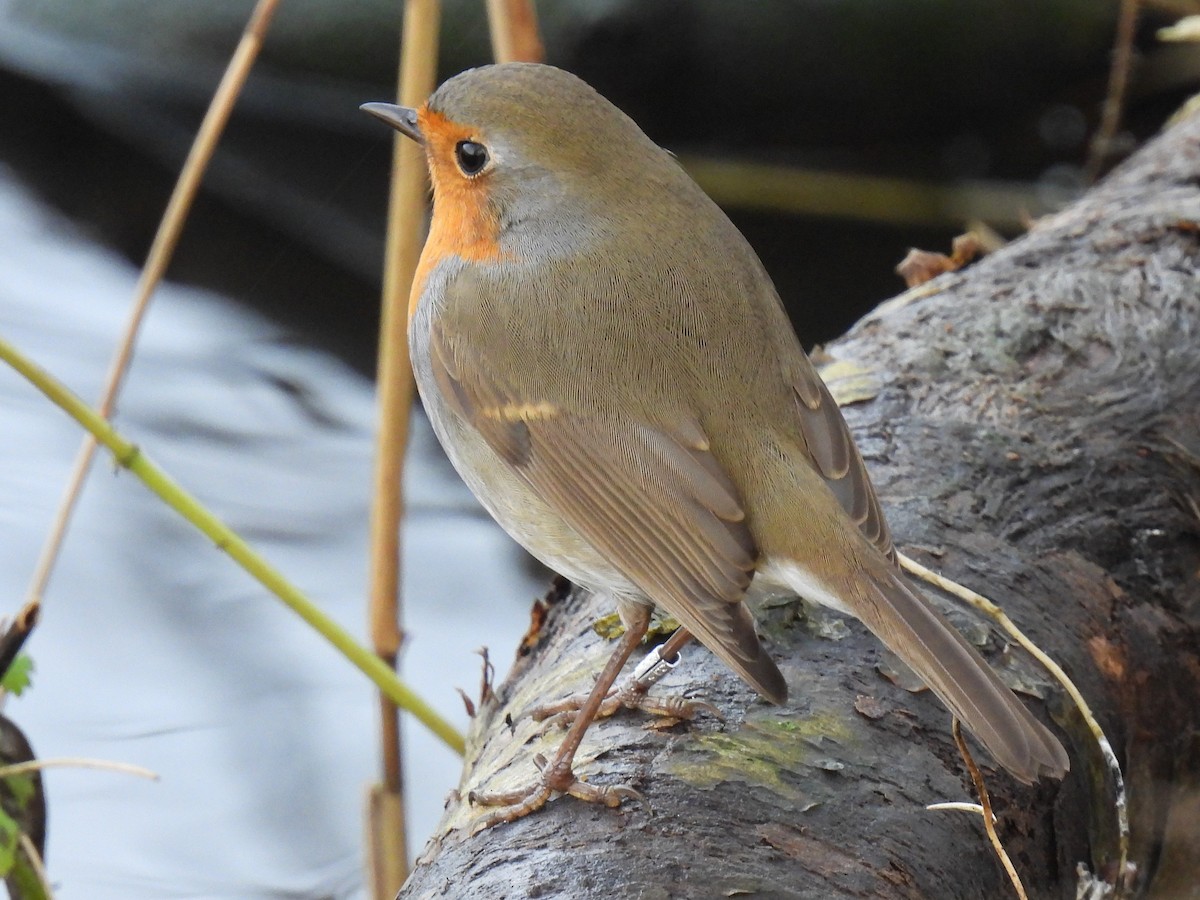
[430,318,787,704]
[790,360,894,560]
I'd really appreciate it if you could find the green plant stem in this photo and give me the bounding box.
[0,333,464,756]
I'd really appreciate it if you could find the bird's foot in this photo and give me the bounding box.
[467,752,642,835]
[531,644,722,728]
[532,680,720,727]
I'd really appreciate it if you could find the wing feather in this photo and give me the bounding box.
[428,319,786,702]
[791,362,895,560]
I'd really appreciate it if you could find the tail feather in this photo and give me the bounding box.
[854,561,1069,782]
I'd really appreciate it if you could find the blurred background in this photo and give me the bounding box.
[0,0,1195,896]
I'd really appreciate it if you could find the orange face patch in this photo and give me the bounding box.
[410,106,508,322]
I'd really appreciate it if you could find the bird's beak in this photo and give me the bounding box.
[360,102,423,144]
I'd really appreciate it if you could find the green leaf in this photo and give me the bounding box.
[0,657,33,697]
[5,774,35,809]
[0,806,18,876]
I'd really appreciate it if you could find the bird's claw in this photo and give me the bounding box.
[529,680,720,729]
[467,752,642,834]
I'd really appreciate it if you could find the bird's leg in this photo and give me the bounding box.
[613,626,707,713]
[467,607,652,832]
[531,627,720,726]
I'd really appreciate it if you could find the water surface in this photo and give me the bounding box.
[0,168,539,898]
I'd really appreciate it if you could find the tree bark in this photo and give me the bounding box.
[399,108,1200,899]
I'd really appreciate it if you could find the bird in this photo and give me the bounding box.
[362,62,1069,831]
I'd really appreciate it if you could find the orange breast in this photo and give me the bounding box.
[409,107,509,323]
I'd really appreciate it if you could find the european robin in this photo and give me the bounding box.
[363,63,1068,830]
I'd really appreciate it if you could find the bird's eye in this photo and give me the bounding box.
[455,140,489,176]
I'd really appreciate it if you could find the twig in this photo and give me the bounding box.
[949,719,1028,900]
[486,0,545,63]
[898,551,1129,886]
[0,333,465,756]
[678,157,1044,229]
[0,758,159,780]
[365,0,442,894]
[0,599,39,687]
[21,0,282,616]
[1085,0,1141,182]
[16,832,53,900]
